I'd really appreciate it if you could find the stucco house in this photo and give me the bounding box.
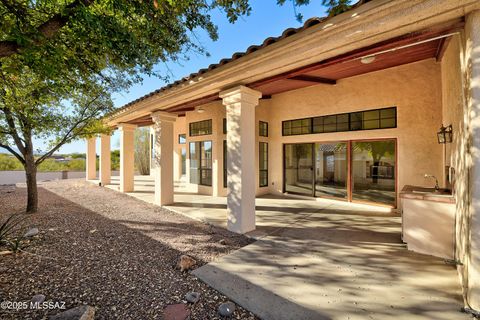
[85,0,480,312]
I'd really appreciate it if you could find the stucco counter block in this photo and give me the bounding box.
[401,185,455,259]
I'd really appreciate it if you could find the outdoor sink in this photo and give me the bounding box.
[400,185,454,201]
[411,189,452,197]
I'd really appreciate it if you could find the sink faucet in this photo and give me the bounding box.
[424,174,440,191]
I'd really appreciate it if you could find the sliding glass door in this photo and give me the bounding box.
[314,142,348,199]
[284,139,396,206]
[284,143,314,196]
[351,140,396,206]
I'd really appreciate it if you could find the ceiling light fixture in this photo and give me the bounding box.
[360,56,376,64]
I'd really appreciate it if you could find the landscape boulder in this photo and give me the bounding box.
[218,301,236,317]
[185,292,200,303]
[24,227,39,238]
[49,305,95,320]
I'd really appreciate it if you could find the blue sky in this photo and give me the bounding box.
[47,0,328,154]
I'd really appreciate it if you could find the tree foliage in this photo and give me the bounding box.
[0,0,254,212]
[0,0,316,213]
[277,0,355,21]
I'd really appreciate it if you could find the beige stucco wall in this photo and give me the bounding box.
[440,34,471,307]
[440,12,480,310]
[172,116,186,181]
[447,11,480,311]
[268,58,444,208]
[178,99,271,197]
[176,59,444,208]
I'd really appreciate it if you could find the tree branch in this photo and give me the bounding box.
[0,143,25,164]
[0,106,26,155]
[0,0,94,58]
[35,95,103,165]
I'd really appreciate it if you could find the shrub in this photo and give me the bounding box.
[0,214,26,246]
[0,154,23,170]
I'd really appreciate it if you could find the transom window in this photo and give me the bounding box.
[259,121,268,137]
[189,119,212,137]
[282,107,397,136]
[189,141,212,186]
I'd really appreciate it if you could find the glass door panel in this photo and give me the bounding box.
[284,143,314,196]
[351,140,396,206]
[314,142,348,199]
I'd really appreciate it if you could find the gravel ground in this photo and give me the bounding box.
[0,180,257,319]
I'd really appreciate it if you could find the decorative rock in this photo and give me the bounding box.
[163,303,190,320]
[178,255,196,272]
[24,227,39,238]
[31,294,46,304]
[218,301,236,317]
[185,291,200,303]
[49,305,95,320]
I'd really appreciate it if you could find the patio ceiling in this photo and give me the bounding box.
[127,19,463,127]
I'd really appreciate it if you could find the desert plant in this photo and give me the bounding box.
[6,235,30,253]
[0,214,26,246]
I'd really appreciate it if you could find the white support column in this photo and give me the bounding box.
[467,10,480,311]
[86,137,96,180]
[220,85,261,234]
[119,123,137,192]
[212,116,224,197]
[99,134,111,185]
[151,111,177,206]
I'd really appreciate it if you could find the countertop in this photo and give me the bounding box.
[400,185,455,204]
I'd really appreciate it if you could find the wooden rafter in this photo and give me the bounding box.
[288,75,336,85]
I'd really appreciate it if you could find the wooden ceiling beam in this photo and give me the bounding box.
[288,75,336,85]
[249,20,464,89]
[435,36,451,62]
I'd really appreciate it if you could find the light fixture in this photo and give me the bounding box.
[196,106,205,113]
[360,55,376,64]
[437,124,453,144]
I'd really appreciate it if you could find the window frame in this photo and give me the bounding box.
[259,121,269,137]
[178,134,186,144]
[189,140,212,186]
[223,140,227,188]
[282,107,397,136]
[259,142,268,187]
[189,119,212,137]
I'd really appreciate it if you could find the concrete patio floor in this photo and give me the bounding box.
[92,175,467,319]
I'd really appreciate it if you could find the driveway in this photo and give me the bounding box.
[193,199,467,320]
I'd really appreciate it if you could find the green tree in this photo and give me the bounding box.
[0,0,254,213]
[0,0,314,213]
[111,150,120,171]
[134,128,151,175]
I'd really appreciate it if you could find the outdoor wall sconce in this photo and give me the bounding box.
[437,124,453,144]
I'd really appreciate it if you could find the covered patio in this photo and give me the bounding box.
[90,175,395,239]
[85,1,480,312]
[86,175,467,320]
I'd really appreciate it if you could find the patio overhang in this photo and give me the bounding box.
[106,0,480,128]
